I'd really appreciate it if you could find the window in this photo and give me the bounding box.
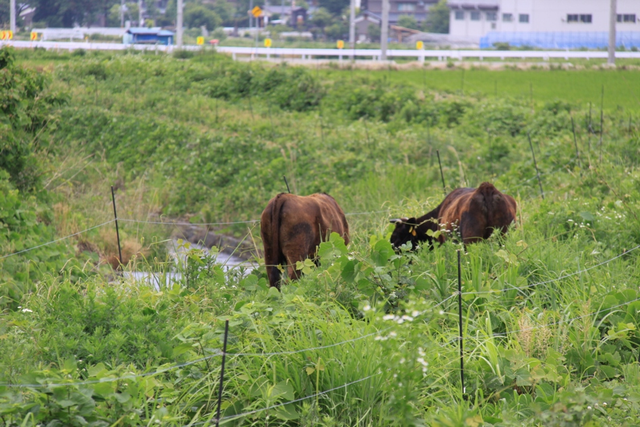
[567,14,592,23]
[470,11,480,21]
[486,12,497,21]
[502,13,513,22]
[617,14,637,23]
[455,10,464,20]
[519,14,529,23]
[398,3,415,11]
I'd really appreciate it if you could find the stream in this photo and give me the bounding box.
[122,239,257,290]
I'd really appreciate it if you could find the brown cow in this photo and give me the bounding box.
[390,182,517,250]
[260,193,350,288]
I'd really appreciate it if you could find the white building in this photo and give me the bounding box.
[448,0,640,48]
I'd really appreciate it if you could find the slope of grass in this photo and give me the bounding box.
[1,48,640,426]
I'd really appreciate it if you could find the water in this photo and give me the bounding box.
[122,239,257,290]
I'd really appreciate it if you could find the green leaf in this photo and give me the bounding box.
[372,239,393,266]
[579,211,595,222]
[274,403,299,420]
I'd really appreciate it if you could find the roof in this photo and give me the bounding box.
[447,1,499,10]
[158,30,174,36]
[126,27,163,35]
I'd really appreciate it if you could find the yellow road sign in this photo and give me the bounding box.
[336,40,344,49]
[197,36,204,45]
[264,38,272,47]
[0,31,5,40]
[8,30,13,39]
[251,6,262,18]
[30,32,38,41]
[416,41,424,50]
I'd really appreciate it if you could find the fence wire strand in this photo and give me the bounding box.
[0,352,222,388]
[0,220,115,260]
[463,243,640,297]
[190,373,381,426]
[492,295,640,338]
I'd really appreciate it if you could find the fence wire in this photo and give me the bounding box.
[0,220,115,260]
[491,295,640,338]
[462,243,640,297]
[189,373,382,426]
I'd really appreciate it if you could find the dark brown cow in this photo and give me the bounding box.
[390,182,517,250]
[260,193,350,288]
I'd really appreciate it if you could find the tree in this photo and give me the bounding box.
[184,4,221,30]
[423,0,449,34]
[367,23,380,42]
[310,7,332,35]
[397,15,418,30]
[211,1,234,26]
[317,0,348,17]
[30,0,118,27]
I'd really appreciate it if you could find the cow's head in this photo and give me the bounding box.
[390,217,420,251]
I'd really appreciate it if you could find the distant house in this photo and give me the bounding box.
[448,0,640,48]
[355,11,381,41]
[362,0,440,26]
[259,5,308,28]
[124,27,174,45]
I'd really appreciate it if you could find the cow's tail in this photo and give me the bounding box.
[263,193,287,288]
[477,182,501,212]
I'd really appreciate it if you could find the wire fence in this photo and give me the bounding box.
[462,243,640,297]
[0,208,393,261]
[0,220,115,260]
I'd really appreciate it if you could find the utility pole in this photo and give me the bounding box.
[138,0,143,26]
[608,0,617,66]
[380,0,389,60]
[349,0,356,57]
[120,0,125,27]
[177,0,183,47]
[9,0,15,34]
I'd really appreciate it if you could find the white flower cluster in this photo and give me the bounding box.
[374,331,397,341]
[382,314,414,324]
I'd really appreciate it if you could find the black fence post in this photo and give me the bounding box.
[527,132,544,200]
[436,150,446,196]
[570,116,582,172]
[283,176,291,194]
[110,186,123,270]
[457,250,466,400]
[215,320,230,427]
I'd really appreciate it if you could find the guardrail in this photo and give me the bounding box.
[4,40,640,62]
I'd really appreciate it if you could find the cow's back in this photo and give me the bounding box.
[260,193,349,288]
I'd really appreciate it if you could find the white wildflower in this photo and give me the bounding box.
[389,331,397,338]
[411,310,420,317]
[21,308,33,313]
[418,347,426,357]
[401,315,414,322]
[383,314,395,321]
[363,305,371,312]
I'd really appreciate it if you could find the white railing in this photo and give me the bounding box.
[4,40,640,62]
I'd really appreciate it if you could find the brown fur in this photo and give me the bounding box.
[260,193,350,288]
[390,182,517,250]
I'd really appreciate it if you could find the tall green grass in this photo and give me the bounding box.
[1,49,640,426]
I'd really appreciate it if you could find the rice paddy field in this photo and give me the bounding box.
[1,47,640,426]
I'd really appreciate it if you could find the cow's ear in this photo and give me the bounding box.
[390,218,403,224]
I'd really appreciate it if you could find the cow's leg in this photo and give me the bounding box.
[460,212,486,245]
[282,223,314,283]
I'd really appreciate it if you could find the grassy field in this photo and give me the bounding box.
[1,48,640,426]
[323,67,640,112]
